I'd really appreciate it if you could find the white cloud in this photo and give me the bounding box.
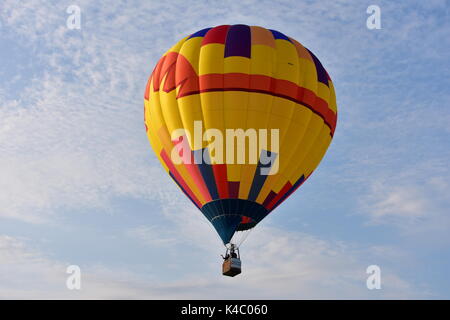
[0,1,186,222]
[360,169,450,241]
[0,232,429,299]
[0,73,176,222]
[365,183,428,222]
[0,234,158,299]
[124,203,432,299]
[126,225,179,247]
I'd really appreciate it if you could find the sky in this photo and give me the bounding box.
[0,0,449,299]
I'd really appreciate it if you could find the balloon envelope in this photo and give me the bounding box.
[144,25,337,245]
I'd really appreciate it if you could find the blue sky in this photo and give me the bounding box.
[0,0,449,298]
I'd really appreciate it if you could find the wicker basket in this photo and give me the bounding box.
[222,257,242,277]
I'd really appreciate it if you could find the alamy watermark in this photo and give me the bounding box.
[366,265,381,290]
[66,5,81,30]
[366,5,381,30]
[66,265,81,290]
[170,121,280,175]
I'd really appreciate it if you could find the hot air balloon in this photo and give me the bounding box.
[144,25,337,276]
